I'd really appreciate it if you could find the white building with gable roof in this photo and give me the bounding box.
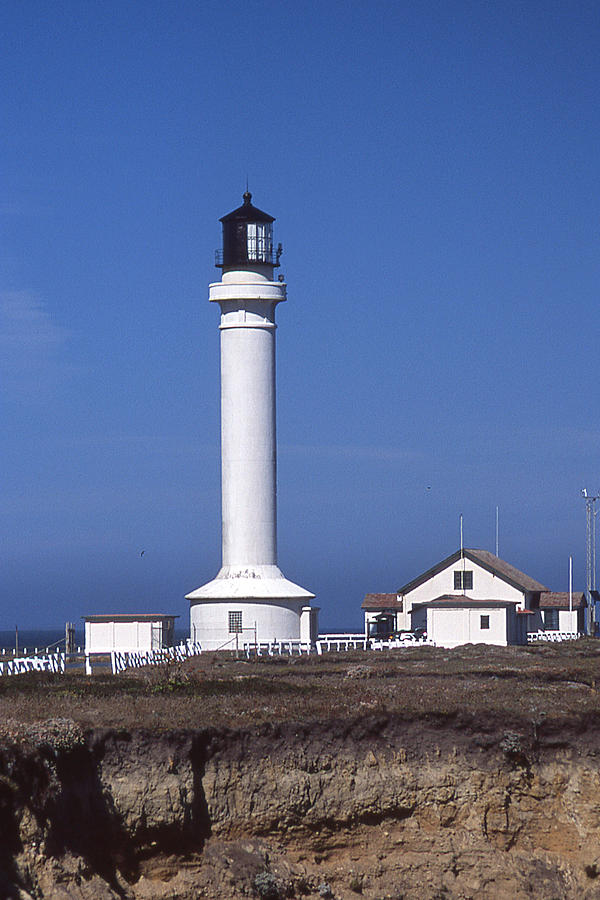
[362,549,586,647]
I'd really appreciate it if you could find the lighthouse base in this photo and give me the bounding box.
[187,566,315,651]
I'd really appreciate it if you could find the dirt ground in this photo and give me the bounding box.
[4,642,600,899]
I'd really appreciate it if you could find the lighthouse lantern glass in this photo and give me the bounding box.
[247,222,272,263]
[218,193,278,268]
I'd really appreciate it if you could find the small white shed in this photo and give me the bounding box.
[83,614,177,653]
[538,592,586,634]
[409,596,530,648]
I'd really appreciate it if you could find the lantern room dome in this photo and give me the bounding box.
[220,191,275,225]
[216,192,281,269]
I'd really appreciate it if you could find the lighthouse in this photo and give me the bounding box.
[187,192,317,650]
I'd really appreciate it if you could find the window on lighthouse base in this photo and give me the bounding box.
[229,611,243,633]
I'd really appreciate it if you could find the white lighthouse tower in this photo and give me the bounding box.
[187,192,316,650]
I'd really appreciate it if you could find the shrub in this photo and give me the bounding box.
[254,871,282,899]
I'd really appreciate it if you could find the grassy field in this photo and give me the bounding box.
[2,641,600,731]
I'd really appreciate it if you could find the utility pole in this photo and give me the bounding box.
[581,489,600,635]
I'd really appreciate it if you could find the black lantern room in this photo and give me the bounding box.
[216,192,282,269]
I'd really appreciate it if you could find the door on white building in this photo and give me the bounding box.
[151,623,162,649]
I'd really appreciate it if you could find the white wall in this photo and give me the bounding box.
[393,608,411,631]
[85,621,112,652]
[117,621,139,649]
[425,606,510,648]
[300,606,319,643]
[209,273,286,572]
[190,598,304,650]
[559,609,579,633]
[220,308,277,568]
[85,620,169,653]
[404,560,524,615]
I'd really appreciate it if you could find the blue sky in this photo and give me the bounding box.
[2,0,599,630]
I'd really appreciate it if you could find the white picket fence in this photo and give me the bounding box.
[0,652,66,676]
[243,636,371,657]
[369,637,432,650]
[527,631,580,643]
[243,640,313,657]
[317,636,370,652]
[0,643,203,678]
[106,641,203,675]
[241,634,432,657]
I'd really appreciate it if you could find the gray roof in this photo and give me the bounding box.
[83,614,178,622]
[538,591,586,610]
[399,549,548,596]
[410,594,517,611]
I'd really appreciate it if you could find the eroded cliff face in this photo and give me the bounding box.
[1,715,600,899]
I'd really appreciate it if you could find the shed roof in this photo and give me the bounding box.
[361,593,403,611]
[398,549,548,596]
[83,614,179,622]
[538,591,586,609]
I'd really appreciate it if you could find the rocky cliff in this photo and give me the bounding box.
[1,714,600,899]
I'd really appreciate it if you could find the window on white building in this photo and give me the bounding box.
[480,615,490,629]
[229,610,243,633]
[544,609,559,631]
[454,570,473,590]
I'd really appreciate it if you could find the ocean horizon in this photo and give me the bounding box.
[0,624,363,655]
[0,628,191,654]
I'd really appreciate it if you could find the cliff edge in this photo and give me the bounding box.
[2,712,600,899]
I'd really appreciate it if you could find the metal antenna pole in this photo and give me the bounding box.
[495,506,499,557]
[582,489,600,635]
[592,508,598,591]
[569,555,573,613]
